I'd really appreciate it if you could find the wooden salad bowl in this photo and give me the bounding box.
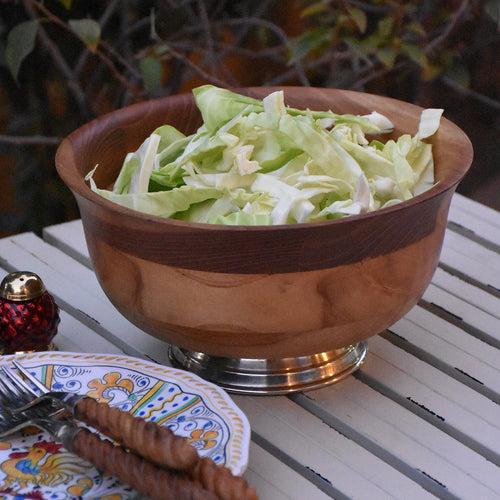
[56,87,473,394]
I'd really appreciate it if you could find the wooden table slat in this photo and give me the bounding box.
[386,319,500,403]
[431,267,500,318]
[451,193,500,230]
[439,241,500,292]
[234,396,434,500]
[422,283,500,346]
[405,306,500,369]
[1,191,499,500]
[364,336,500,465]
[294,378,500,499]
[245,442,332,500]
[0,235,171,364]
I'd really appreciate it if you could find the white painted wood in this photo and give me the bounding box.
[56,310,124,354]
[431,267,500,319]
[448,204,500,247]
[43,220,91,267]
[0,234,170,364]
[390,315,500,395]
[422,283,500,343]
[444,230,500,272]
[439,244,500,291]
[404,306,500,370]
[451,193,500,229]
[235,396,434,500]
[299,377,500,499]
[245,442,332,500]
[364,336,500,461]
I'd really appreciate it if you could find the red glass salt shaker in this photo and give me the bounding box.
[0,272,59,354]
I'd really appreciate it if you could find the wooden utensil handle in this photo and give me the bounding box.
[75,397,198,470]
[72,428,215,500]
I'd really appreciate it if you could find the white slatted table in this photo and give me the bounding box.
[1,192,499,500]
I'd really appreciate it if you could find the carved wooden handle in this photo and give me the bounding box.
[75,397,198,471]
[75,397,258,500]
[190,457,258,500]
[72,428,216,500]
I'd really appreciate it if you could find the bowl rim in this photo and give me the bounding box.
[56,86,474,232]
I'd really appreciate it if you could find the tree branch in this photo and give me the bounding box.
[160,46,229,88]
[0,135,61,146]
[426,0,469,53]
[441,76,500,111]
[351,62,406,89]
[29,0,139,97]
[75,0,120,78]
[218,17,310,86]
[197,0,217,77]
[23,0,90,119]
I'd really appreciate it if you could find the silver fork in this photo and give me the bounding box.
[1,362,202,473]
[0,372,206,500]
[0,362,84,414]
[0,386,81,448]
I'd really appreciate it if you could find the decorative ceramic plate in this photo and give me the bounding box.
[0,352,250,499]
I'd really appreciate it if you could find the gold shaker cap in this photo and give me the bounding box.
[0,272,46,301]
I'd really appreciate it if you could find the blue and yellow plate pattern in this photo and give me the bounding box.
[0,352,250,499]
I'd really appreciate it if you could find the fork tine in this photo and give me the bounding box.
[0,369,33,405]
[0,378,19,407]
[12,361,49,393]
[2,366,39,397]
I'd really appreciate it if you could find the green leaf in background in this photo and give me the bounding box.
[5,20,38,82]
[407,21,426,37]
[301,1,329,18]
[57,0,73,9]
[69,19,101,52]
[288,27,332,65]
[377,17,394,39]
[402,43,429,68]
[140,57,162,93]
[347,7,367,33]
[377,46,398,68]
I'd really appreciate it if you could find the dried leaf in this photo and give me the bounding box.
[5,20,38,82]
[140,57,162,93]
[347,7,367,33]
[69,19,101,52]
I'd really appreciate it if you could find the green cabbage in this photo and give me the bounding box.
[87,85,442,225]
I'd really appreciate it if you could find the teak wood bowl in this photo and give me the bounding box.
[56,87,473,394]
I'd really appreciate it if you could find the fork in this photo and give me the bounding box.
[0,379,215,500]
[0,362,258,500]
[2,361,199,472]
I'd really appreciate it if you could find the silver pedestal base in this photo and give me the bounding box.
[169,342,368,395]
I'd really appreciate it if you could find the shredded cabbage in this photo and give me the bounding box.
[88,85,442,225]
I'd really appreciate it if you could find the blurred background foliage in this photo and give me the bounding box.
[0,0,499,237]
